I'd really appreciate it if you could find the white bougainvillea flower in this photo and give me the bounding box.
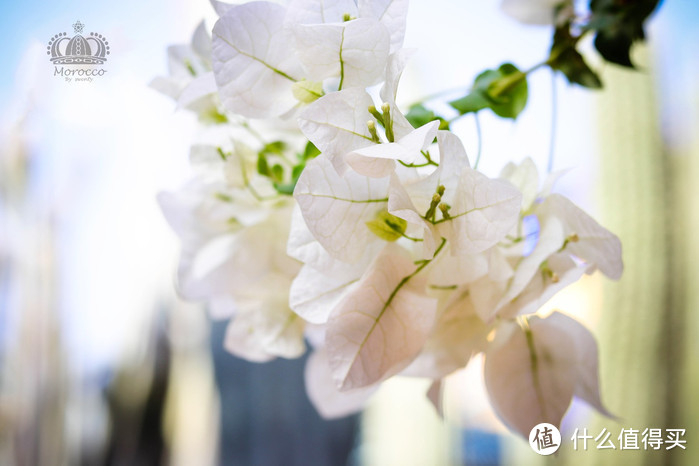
[224,272,306,362]
[297,87,374,171]
[285,0,359,25]
[496,253,588,320]
[484,311,610,438]
[159,178,297,312]
[210,0,236,17]
[380,48,417,139]
[438,169,522,256]
[286,0,408,53]
[289,262,362,324]
[293,154,390,262]
[537,194,623,279]
[212,2,304,118]
[499,157,540,212]
[151,21,226,120]
[345,120,438,177]
[466,159,622,321]
[389,131,522,257]
[177,72,218,111]
[500,0,573,25]
[213,0,409,118]
[297,87,437,176]
[469,213,566,321]
[358,0,409,53]
[150,21,211,96]
[326,244,438,390]
[158,178,252,301]
[291,18,390,90]
[305,348,378,418]
[402,289,491,379]
[499,156,569,213]
[289,232,382,324]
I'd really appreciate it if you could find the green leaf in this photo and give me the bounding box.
[588,0,660,68]
[257,152,270,176]
[261,140,286,156]
[301,140,320,161]
[449,63,529,120]
[549,25,603,89]
[274,164,306,196]
[449,91,490,115]
[271,163,284,183]
[291,164,305,180]
[405,104,450,131]
[366,211,408,242]
[273,181,296,195]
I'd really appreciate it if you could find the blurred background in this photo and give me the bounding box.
[0,0,697,465]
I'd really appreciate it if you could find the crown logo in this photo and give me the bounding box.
[47,21,110,65]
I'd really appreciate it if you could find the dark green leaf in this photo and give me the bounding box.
[588,0,660,68]
[549,25,603,89]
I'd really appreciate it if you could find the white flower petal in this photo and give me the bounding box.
[345,121,439,178]
[497,253,588,320]
[403,291,490,378]
[387,174,440,258]
[287,204,333,268]
[191,20,212,65]
[224,286,306,361]
[500,0,565,25]
[293,154,390,262]
[305,349,377,419]
[292,19,390,88]
[210,0,236,17]
[484,316,578,438]
[385,132,468,247]
[290,264,361,324]
[538,194,623,279]
[285,0,358,25]
[438,170,522,255]
[428,248,489,287]
[358,0,409,53]
[297,88,374,168]
[212,2,303,117]
[380,48,414,104]
[500,157,539,212]
[380,49,416,138]
[177,71,218,110]
[289,244,380,325]
[532,312,613,418]
[435,130,471,169]
[326,245,438,389]
[495,215,566,309]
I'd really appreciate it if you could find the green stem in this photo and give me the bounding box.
[473,113,482,169]
[547,69,558,174]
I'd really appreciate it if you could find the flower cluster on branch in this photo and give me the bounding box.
[152,0,658,438]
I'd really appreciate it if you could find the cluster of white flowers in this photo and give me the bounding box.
[153,0,623,438]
